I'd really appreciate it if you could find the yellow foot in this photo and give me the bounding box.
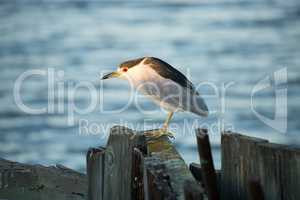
[144,128,175,140]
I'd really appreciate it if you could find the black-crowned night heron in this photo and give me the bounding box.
[102,57,208,138]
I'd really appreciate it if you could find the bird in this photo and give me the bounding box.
[101,57,208,138]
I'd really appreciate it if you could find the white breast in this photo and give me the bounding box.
[126,64,161,87]
[125,63,186,112]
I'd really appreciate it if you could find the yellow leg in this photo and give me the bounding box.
[145,112,175,139]
[162,112,174,131]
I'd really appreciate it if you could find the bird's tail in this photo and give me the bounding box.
[190,95,209,117]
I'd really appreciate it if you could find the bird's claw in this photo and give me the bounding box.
[144,129,175,141]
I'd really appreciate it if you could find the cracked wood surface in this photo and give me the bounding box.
[0,158,87,200]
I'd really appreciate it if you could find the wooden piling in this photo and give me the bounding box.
[144,130,204,200]
[184,180,204,200]
[143,159,176,200]
[86,147,105,200]
[221,132,300,200]
[2,126,300,200]
[221,132,268,200]
[248,177,265,200]
[189,163,202,182]
[132,147,145,200]
[102,126,145,200]
[196,129,220,200]
[189,162,221,193]
[85,126,204,200]
[0,158,87,200]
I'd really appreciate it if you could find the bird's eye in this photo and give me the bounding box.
[122,67,128,72]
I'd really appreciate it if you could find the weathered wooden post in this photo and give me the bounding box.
[248,177,265,200]
[196,129,220,200]
[184,180,204,200]
[102,126,144,200]
[189,163,202,182]
[221,132,300,200]
[189,162,221,193]
[257,142,300,200]
[143,130,203,200]
[278,146,300,200]
[86,147,105,200]
[132,147,145,200]
[87,126,204,200]
[143,159,176,200]
[86,126,144,200]
[0,158,87,200]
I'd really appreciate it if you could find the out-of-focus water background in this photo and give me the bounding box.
[0,0,300,172]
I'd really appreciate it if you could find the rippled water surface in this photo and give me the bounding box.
[0,0,300,171]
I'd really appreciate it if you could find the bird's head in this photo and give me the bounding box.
[101,57,145,80]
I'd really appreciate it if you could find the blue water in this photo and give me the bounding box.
[0,0,300,172]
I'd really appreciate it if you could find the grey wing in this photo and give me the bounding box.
[146,57,199,95]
